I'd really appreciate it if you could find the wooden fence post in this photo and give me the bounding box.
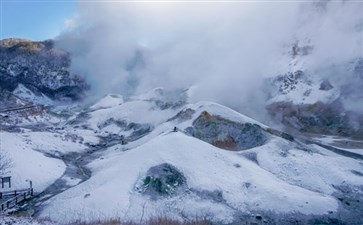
[0,188,35,211]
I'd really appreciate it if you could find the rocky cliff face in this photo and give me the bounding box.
[0,38,89,102]
[266,57,363,138]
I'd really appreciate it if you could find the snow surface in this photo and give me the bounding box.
[255,139,363,194]
[269,76,340,105]
[59,128,100,146]
[86,97,179,133]
[13,84,54,106]
[39,133,341,224]
[182,101,268,128]
[334,147,363,156]
[105,101,269,153]
[3,93,363,224]
[21,131,87,155]
[0,127,96,193]
[0,214,56,225]
[89,94,124,110]
[0,132,65,192]
[313,135,363,156]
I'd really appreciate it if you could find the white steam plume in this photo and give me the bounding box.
[56,1,363,121]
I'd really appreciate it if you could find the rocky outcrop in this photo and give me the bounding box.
[266,100,363,137]
[319,80,333,91]
[186,111,269,150]
[136,163,186,199]
[0,38,89,102]
[266,59,363,138]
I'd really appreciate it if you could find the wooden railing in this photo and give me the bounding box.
[0,188,33,211]
[0,104,35,113]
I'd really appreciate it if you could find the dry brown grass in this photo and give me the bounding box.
[212,135,238,151]
[70,220,134,225]
[1,214,211,225]
[70,217,211,225]
[200,111,215,121]
[148,217,211,225]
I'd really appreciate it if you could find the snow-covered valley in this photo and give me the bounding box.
[1,89,363,225]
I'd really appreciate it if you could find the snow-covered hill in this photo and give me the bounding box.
[2,90,362,225]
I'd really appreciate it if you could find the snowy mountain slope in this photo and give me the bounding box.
[89,94,124,110]
[311,135,363,156]
[26,96,361,224]
[65,88,188,145]
[13,84,54,107]
[1,132,65,192]
[255,139,363,194]
[267,70,340,105]
[87,99,177,132]
[0,88,30,111]
[39,133,341,224]
[2,88,363,224]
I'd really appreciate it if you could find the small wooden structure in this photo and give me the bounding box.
[0,188,33,211]
[0,176,11,188]
[0,179,34,211]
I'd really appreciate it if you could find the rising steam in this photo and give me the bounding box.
[55,0,363,121]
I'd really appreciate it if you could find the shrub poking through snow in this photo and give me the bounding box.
[137,163,186,198]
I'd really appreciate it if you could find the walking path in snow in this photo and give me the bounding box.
[18,150,96,215]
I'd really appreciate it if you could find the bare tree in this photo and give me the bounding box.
[0,151,13,176]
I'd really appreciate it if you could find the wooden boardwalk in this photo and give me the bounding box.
[0,104,36,114]
[0,188,33,211]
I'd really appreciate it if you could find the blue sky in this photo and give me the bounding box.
[1,0,78,41]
